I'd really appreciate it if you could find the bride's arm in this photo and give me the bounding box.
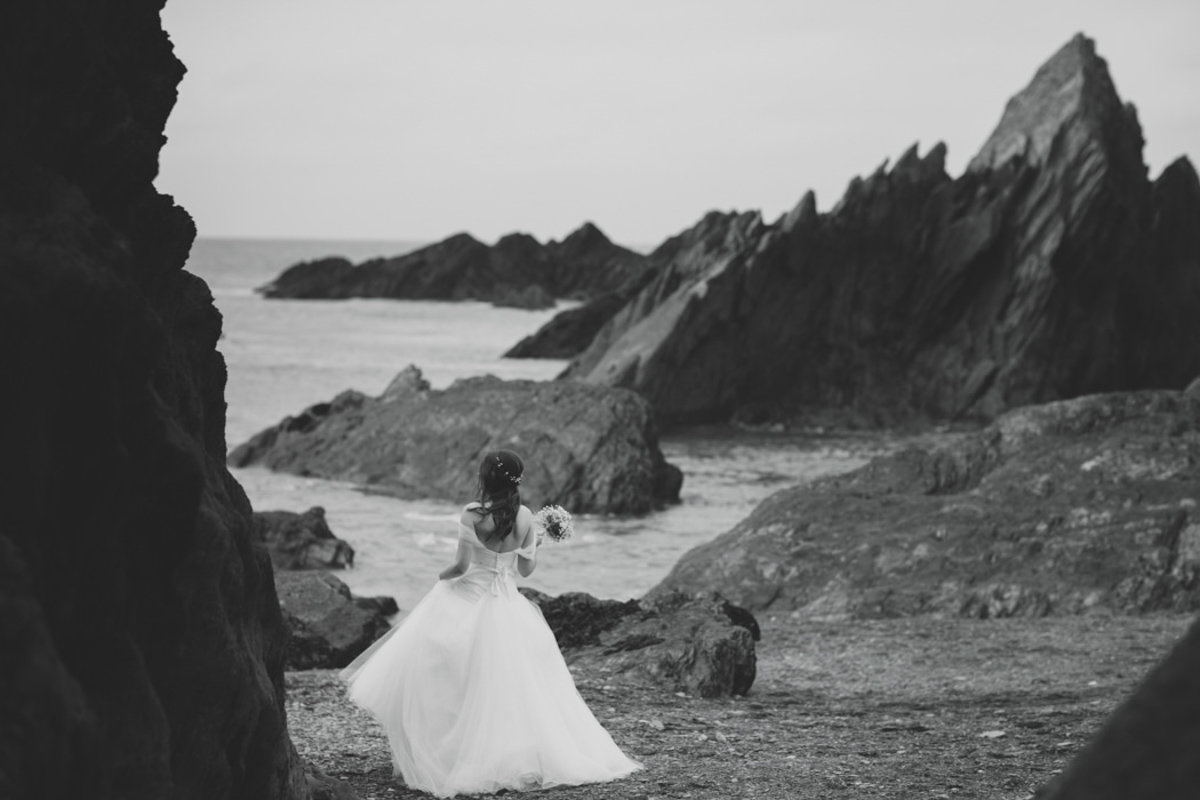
[441,509,477,580]
[515,506,537,578]
[439,540,470,580]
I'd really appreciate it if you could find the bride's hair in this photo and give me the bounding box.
[473,450,524,539]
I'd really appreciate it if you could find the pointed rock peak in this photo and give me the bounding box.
[440,232,483,248]
[495,231,542,249]
[492,232,544,257]
[1151,156,1200,215]
[1157,155,1200,191]
[925,141,948,171]
[418,231,484,257]
[381,364,430,402]
[648,209,762,260]
[968,33,1131,173]
[891,141,949,183]
[688,209,758,240]
[781,190,817,233]
[562,221,612,248]
[894,143,921,171]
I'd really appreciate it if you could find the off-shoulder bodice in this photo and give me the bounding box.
[451,519,535,601]
[460,524,527,568]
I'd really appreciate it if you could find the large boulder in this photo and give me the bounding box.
[0,0,307,797]
[518,589,643,648]
[258,222,648,307]
[229,367,683,515]
[648,390,1200,618]
[560,35,1200,427]
[254,507,355,571]
[276,572,394,670]
[520,589,758,698]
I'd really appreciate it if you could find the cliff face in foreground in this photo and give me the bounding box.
[561,35,1200,426]
[0,1,307,798]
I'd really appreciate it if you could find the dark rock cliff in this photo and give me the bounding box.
[258,221,649,308]
[507,211,764,361]
[561,35,1200,426]
[0,1,308,798]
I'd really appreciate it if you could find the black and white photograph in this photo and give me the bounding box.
[2,1,1199,798]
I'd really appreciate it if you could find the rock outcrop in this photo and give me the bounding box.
[503,268,658,359]
[520,589,759,698]
[258,508,395,668]
[276,572,394,670]
[0,1,307,797]
[255,507,355,570]
[258,222,649,308]
[228,366,682,515]
[648,390,1200,618]
[557,35,1200,426]
[544,221,653,299]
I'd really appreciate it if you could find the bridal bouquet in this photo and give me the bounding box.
[534,504,574,543]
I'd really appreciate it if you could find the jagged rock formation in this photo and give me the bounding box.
[504,285,642,358]
[519,589,758,698]
[255,507,356,570]
[258,221,649,308]
[0,0,308,797]
[558,35,1200,426]
[228,366,683,515]
[647,390,1200,618]
[502,213,753,360]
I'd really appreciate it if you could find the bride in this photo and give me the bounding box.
[340,450,643,798]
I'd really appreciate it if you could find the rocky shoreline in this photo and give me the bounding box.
[7,3,1200,797]
[289,612,1196,800]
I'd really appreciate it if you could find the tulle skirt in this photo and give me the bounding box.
[340,567,642,798]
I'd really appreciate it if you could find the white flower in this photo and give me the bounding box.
[534,505,574,542]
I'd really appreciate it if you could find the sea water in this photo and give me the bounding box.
[188,237,890,613]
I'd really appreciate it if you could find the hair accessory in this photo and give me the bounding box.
[495,457,522,486]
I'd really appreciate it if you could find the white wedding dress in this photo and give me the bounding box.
[339,510,642,798]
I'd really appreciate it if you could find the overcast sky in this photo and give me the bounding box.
[157,0,1200,248]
